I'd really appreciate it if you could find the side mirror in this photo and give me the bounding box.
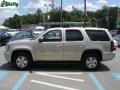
[39,37,43,43]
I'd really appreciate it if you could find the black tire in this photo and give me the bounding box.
[81,54,100,71]
[13,52,33,70]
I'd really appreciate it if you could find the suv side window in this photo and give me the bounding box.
[66,29,83,41]
[43,30,62,41]
[86,30,110,41]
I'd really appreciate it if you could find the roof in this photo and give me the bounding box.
[47,27,107,31]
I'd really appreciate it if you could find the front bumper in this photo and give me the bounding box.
[4,51,12,63]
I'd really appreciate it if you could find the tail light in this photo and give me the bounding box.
[111,41,116,51]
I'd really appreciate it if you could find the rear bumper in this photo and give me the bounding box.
[102,52,115,61]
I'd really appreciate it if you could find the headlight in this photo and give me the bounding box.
[5,45,10,51]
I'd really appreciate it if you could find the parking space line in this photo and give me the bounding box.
[0,70,8,80]
[31,80,79,90]
[12,72,29,90]
[89,73,105,90]
[112,73,120,81]
[36,72,84,82]
[35,72,82,75]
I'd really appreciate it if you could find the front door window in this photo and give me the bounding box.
[43,30,62,42]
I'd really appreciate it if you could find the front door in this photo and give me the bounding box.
[36,30,63,61]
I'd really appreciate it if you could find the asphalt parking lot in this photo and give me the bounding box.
[0,46,120,90]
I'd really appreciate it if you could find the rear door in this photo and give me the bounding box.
[64,29,85,61]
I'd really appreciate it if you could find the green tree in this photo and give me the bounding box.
[3,6,118,29]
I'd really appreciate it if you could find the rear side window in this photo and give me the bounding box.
[66,29,83,41]
[86,30,110,41]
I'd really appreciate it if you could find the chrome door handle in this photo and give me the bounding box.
[56,44,62,48]
[78,44,86,47]
[81,44,86,46]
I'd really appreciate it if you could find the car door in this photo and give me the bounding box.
[64,29,85,61]
[36,29,63,61]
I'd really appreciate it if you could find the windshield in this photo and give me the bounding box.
[32,30,46,39]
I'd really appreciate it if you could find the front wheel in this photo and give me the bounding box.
[81,54,100,71]
[13,52,33,70]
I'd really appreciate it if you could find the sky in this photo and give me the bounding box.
[0,0,120,24]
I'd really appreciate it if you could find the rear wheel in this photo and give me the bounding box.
[81,54,100,71]
[13,52,33,70]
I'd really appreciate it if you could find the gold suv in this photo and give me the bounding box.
[4,27,116,70]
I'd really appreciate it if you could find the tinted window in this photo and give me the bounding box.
[86,30,110,41]
[66,30,83,41]
[43,30,62,41]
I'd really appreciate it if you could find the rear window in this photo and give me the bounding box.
[86,30,110,41]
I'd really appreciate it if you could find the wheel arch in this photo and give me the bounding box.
[11,49,33,63]
[81,49,102,61]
